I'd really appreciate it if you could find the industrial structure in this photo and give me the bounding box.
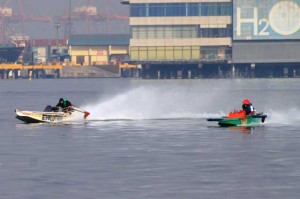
[0,0,130,79]
[58,0,129,37]
[121,0,300,78]
[0,0,129,43]
[2,0,300,79]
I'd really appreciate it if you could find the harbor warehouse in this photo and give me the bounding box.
[68,34,130,66]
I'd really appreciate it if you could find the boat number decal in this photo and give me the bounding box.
[241,118,247,124]
[42,115,63,122]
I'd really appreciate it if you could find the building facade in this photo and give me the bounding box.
[232,0,300,77]
[30,39,68,64]
[68,34,130,66]
[122,0,300,78]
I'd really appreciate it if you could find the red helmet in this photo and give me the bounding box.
[243,99,250,105]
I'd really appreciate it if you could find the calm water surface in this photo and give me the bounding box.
[1,78,300,199]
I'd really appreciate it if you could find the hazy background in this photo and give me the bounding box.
[4,0,129,40]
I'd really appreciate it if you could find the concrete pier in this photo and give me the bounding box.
[137,63,300,79]
[0,64,62,79]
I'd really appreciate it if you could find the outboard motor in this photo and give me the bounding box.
[44,105,59,112]
[261,115,267,123]
[44,105,53,112]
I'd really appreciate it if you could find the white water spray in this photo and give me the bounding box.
[80,80,300,125]
[264,108,300,125]
[82,85,225,120]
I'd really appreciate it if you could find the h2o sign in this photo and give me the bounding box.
[236,1,300,38]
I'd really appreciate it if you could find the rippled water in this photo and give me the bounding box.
[1,78,300,199]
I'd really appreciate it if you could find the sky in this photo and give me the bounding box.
[4,0,129,40]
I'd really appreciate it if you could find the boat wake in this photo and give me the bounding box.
[81,86,225,121]
[264,108,300,125]
[77,85,300,126]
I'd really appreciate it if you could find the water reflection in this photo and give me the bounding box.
[208,125,265,134]
[226,126,253,134]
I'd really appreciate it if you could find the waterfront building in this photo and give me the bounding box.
[122,0,300,78]
[232,0,300,78]
[68,34,130,66]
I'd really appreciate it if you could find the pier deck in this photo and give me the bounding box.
[0,63,62,79]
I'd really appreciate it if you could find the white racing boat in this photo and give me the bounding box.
[15,105,90,123]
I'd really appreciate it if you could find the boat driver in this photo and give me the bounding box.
[242,99,256,115]
[55,98,73,112]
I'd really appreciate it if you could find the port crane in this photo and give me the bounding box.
[0,0,51,43]
[58,0,129,37]
[0,0,129,43]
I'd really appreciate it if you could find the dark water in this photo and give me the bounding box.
[1,78,300,199]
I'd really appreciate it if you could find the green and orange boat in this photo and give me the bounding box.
[207,110,267,127]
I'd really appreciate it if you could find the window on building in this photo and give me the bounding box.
[76,56,85,65]
[139,47,148,60]
[201,47,218,61]
[166,3,186,16]
[157,47,166,60]
[131,25,198,39]
[130,2,231,17]
[130,47,139,60]
[201,3,208,16]
[149,3,165,16]
[147,26,156,39]
[130,3,147,17]
[188,3,202,16]
[218,2,232,16]
[208,3,218,16]
[199,24,232,38]
[139,26,148,39]
[130,46,201,61]
[200,46,231,61]
[156,26,165,39]
[147,47,156,60]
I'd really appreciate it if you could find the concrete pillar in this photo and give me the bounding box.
[170,70,174,79]
[34,70,38,79]
[218,66,222,78]
[8,70,13,79]
[13,70,19,79]
[231,65,235,78]
[4,70,8,79]
[284,67,288,77]
[0,70,4,79]
[250,63,255,78]
[177,70,182,79]
[88,48,92,66]
[56,69,60,78]
[28,70,33,79]
[42,70,45,78]
[135,69,139,78]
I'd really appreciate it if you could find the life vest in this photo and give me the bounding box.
[63,99,67,108]
[242,103,254,115]
[228,110,246,118]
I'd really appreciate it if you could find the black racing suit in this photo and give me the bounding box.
[56,99,72,110]
[242,103,255,115]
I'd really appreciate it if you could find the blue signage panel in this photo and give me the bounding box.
[233,0,300,40]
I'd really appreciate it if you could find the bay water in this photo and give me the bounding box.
[1,78,300,199]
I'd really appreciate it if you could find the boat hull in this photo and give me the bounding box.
[218,116,263,127]
[15,109,73,123]
[0,46,24,63]
[207,114,267,127]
